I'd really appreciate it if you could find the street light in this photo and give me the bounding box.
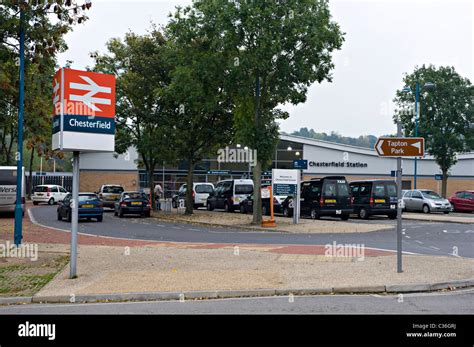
[402,81,435,189]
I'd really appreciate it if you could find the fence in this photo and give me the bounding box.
[26,172,73,195]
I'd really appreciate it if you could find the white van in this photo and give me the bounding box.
[206,179,254,212]
[32,184,69,205]
[0,166,25,216]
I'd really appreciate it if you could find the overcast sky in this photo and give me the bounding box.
[58,0,473,138]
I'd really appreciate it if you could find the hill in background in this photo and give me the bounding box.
[287,127,383,149]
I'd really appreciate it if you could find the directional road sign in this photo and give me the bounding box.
[375,137,424,157]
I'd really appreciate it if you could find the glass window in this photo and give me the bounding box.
[323,182,336,197]
[79,194,99,202]
[195,184,214,193]
[412,191,422,199]
[359,184,371,197]
[386,183,397,197]
[103,186,124,194]
[0,170,17,185]
[422,190,441,199]
[123,192,145,200]
[373,183,386,197]
[51,186,59,193]
[465,193,474,200]
[350,185,360,197]
[337,183,349,197]
[34,186,49,193]
[309,184,321,197]
[60,187,67,193]
[235,184,253,194]
[404,191,412,198]
[455,192,465,198]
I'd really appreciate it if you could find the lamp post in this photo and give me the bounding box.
[14,7,26,246]
[402,81,435,189]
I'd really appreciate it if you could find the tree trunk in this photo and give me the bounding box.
[185,160,194,215]
[441,168,448,198]
[147,165,155,210]
[27,147,35,200]
[252,160,262,224]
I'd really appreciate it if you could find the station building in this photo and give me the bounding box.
[79,134,474,197]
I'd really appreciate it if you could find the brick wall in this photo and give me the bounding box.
[79,171,139,192]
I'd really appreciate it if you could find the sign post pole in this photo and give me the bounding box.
[70,151,80,278]
[396,123,403,273]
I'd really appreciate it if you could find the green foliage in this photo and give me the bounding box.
[394,65,473,169]
[393,65,473,196]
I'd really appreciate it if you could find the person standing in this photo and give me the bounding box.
[154,184,163,211]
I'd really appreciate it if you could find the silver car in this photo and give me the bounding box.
[402,189,451,214]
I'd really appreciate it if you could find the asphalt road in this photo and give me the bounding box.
[30,206,474,258]
[1,289,473,314]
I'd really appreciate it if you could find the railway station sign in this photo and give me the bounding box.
[272,169,298,196]
[52,68,116,152]
[375,137,424,157]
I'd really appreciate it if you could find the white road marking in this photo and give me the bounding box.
[414,240,423,244]
[428,246,440,250]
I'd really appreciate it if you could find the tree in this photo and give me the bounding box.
[164,8,234,215]
[93,29,176,207]
[184,0,344,223]
[394,65,474,197]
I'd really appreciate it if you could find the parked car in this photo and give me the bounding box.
[32,184,69,206]
[114,191,151,217]
[172,183,215,209]
[57,192,103,222]
[206,179,254,212]
[350,180,398,219]
[239,187,282,215]
[281,176,353,220]
[402,189,451,214]
[448,190,474,213]
[98,184,124,209]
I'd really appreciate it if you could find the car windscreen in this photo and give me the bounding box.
[373,183,386,197]
[79,195,99,202]
[386,183,397,197]
[337,182,350,197]
[123,193,145,200]
[0,170,17,185]
[34,186,50,192]
[235,184,253,195]
[195,185,214,193]
[103,186,124,194]
[422,191,442,199]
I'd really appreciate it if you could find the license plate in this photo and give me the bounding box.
[336,210,341,214]
[375,199,385,203]
[131,202,141,206]
[325,199,336,203]
[37,193,43,196]
[81,204,94,208]
[390,204,396,209]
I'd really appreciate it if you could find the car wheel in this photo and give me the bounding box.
[172,200,177,208]
[57,211,62,221]
[119,210,124,218]
[443,211,449,214]
[240,205,246,214]
[207,202,214,211]
[144,211,151,218]
[33,201,39,206]
[114,210,118,216]
[358,208,369,219]
[310,208,320,220]
[283,207,292,218]
[48,198,55,205]
[67,211,71,222]
[340,214,349,221]
[388,213,397,220]
[97,215,103,222]
[422,204,430,214]
[224,202,233,213]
